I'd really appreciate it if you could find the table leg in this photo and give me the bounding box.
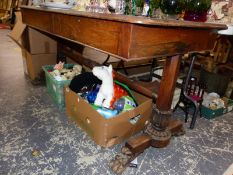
[127,55,183,150]
[146,55,183,147]
[110,55,184,173]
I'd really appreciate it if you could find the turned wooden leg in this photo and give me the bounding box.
[147,55,183,145]
[129,55,183,145]
[110,55,184,174]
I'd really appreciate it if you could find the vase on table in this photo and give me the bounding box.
[183,0,212,22]
[115,0,125,14]
[134,0,145,15]
[147,0,161,18]
[124,0,131,14]
[160,0,185,19]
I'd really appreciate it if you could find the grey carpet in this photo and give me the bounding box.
[0,29,233,175]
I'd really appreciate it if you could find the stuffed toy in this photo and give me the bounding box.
[50,63,83,81]
[92,65,114,108]
[54,61,64,70]
[203,92,225,110]
[92,65,128,108]
[73,65,82,75]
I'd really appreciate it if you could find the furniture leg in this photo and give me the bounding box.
[151,55,183,135]
[102,55,110,65]
[148,58,158,82]
[184,106,189,122]
[173,100,180,112]
[190,101,198,129]
[199,103,202,118]
[111,55,184,173]
[181,53,199,128]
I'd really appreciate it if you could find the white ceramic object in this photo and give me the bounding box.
[40,2,74,9]
[108,0,117,10]
[218,24,233,36]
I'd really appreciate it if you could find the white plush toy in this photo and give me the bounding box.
[92,65,114,108]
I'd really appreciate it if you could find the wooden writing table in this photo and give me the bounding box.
[20,5,227,172]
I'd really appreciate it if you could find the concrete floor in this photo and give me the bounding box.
[0,28,233,175]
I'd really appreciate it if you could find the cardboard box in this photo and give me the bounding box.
[9,12,26,46]
[65,87,152,148]
[9,12,57,54]
[9,12,57,81]
[21,49,28,75]
[21,27,57,54]
[22,49,57,80]
[66,57,78,64]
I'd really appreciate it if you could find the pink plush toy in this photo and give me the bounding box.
[54,61,64,70]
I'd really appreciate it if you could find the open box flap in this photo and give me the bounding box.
[9,12,26,45]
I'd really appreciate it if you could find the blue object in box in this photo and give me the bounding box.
[91,104,118,119]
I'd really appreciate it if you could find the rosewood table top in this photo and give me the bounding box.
[20,6,227,61]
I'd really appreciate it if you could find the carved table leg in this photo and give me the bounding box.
[110,55,184,173]
[145,54,183,146]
